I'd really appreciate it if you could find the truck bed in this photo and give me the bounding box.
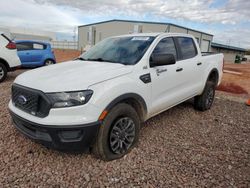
[201,52,219,56]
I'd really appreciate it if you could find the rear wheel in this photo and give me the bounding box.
[92,103,140,161]
[194,81,215,111]
[0,63,7,83]
[44,59,55,66]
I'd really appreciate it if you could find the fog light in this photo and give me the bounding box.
[59,130,83,141]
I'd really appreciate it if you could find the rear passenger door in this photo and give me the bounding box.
[174,37,201,98]
[30,43,46,63]
[16,42,33,64]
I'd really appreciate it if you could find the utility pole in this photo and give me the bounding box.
[73,27,76,42]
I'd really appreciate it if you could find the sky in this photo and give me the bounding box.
[0,0,250,48]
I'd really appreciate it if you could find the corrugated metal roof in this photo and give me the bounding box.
[78,19,213,36]
[211,42,246,52]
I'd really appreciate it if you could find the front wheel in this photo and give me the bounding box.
[194,81,215,111]
[0,63,8,83]
[92,103,140,161]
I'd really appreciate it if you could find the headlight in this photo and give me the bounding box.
[46,90,93,108]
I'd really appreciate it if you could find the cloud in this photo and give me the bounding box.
[36,0,250,25]
[33,0,250,48]
[0,0,81,33]
[0,0,249,48]
[213,29,250,49]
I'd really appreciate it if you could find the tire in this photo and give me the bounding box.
[194,81,215,111]
[0,63,8,83]
[92,103,140,161]
[44,59,55,66]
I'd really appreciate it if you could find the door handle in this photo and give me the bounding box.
[197,62,202,66]
[176,68,183,72]
[156,68,167,76]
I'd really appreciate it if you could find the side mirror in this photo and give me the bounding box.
[150,54,176,67]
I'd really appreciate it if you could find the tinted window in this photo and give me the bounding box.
[16,42,46,51]
[176,37,197,60]
[16,42,33,51]
[152,37,177,59]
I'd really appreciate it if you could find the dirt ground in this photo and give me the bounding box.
[1,70,250,187]
[217,63,250,98]
[53,49,81,63]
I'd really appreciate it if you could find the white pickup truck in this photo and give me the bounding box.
[9,33,223,160]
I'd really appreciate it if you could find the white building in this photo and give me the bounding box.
[211,42,246,63]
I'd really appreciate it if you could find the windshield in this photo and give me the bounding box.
[80,36,155,65]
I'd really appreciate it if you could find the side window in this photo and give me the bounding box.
[16,42,33,51]
[33,43,46,50]
[176,37,197,60]
[152,37,177,59]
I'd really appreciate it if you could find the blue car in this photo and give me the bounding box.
[15,40,56,67]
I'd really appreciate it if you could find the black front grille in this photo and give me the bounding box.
[12,84,52,118]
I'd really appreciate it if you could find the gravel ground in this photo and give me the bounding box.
[0,70,250,187]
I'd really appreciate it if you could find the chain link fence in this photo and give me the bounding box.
[51,41,78,50]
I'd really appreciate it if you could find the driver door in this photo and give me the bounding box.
[149,37,185,115]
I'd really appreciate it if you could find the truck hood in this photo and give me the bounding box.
[14,60,133,92]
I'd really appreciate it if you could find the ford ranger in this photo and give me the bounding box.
[9,33,223,160]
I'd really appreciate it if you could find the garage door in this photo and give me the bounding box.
[201,40,210,52]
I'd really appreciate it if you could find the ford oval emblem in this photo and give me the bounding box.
[17,95,28,105]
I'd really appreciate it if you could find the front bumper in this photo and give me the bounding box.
[10,111,100,151]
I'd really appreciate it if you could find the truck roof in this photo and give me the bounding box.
[114,32,195,38]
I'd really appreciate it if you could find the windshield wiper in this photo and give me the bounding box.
[78,57,127,65]
[87,58,117,63]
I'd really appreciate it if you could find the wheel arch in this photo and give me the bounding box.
[206,68,219,86]
[0,58,10,71]
[44,58,56,64]
[104,93,148,122]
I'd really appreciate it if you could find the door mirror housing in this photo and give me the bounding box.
[150,54,176,67]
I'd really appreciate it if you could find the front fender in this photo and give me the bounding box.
[87,74,151,120]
